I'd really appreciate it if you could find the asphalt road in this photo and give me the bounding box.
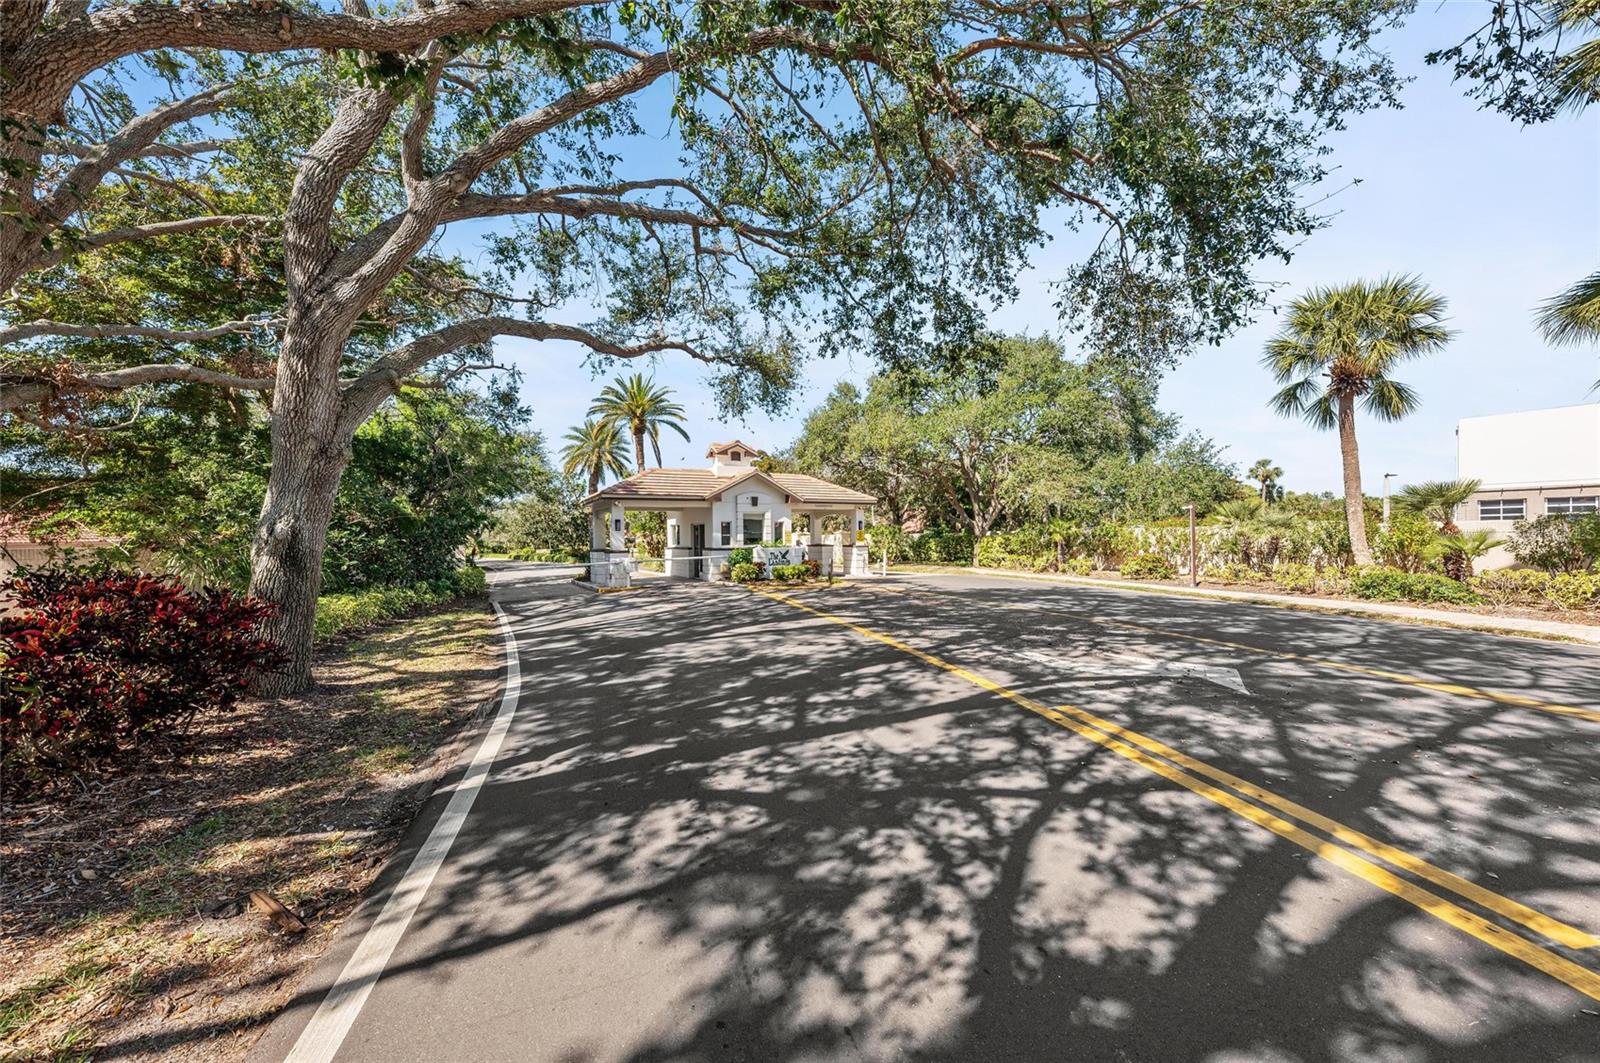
[250,563,1600,1063]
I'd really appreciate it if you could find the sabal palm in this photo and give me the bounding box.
[1213,497,1264,527]
[1432,529,1500,581]
[589,374,691,471]
[561,419,631,495]
[1263,276,1452,566]
[1394,478,1481,534]
[1248,459,1284,503]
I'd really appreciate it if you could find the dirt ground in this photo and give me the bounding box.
[1,600,501,1063]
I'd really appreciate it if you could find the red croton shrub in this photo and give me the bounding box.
[0,566,284,794]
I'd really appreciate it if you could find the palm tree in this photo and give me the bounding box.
[1248,459,1284,503]
[1214,498,1265,526]
[1263,276,1453,566]
[1393,478,1481,534]
[1432,530,1500,581]
[1397,478,1483,581]
[1537,274,1600,390]
[589,374,691,472]
[561,419,631,495]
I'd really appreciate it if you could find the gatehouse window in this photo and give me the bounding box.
[1548,496,1598,516]
[1477,498,1525,521]
[720,521,732,546]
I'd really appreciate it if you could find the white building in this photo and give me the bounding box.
[1456,403,1600,568]
[584,440,876,586]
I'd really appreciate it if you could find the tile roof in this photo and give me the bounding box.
[586,468,726,501]
[769,473,877,505]
[585,467,875,506]
[704,439,763,457]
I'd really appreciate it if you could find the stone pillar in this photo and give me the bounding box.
[665,511,690,578]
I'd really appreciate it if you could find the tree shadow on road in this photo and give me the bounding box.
[106,573,1600,1062]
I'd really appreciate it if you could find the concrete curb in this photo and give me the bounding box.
[898,565,1600,646]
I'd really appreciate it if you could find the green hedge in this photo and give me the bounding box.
[314,565,487,641]
[769,563,812,582]
[1348,567,1480,605]
[508,546,587,564]
[1118,553,1177,581]
[908,528,974,564]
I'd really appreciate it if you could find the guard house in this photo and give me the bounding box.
[583,440,876,585]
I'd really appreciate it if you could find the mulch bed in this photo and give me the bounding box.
[0,599,500,1062]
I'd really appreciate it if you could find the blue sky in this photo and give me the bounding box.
[473,6,1599,494]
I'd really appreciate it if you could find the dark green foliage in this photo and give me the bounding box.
[1508,515,1589,573]
[323,388,542,592]
[1349,567,1482,605]
[6,386,542,594]
[730,562,763,583]
[1572,513,1600,567]
[909,529,975,565]
[492,482,588,558]
[726,548,756,568]
[788,335,1239,541]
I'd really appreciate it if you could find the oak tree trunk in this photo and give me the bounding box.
[247,332,352,694]
[1337,392,1373,566]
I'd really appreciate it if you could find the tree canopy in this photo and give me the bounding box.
[786,334,1241,549]
[1,0,1413,688]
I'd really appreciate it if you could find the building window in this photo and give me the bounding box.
[720,521,732,546]
[774,520,786,541]
[612,517,624,532]
[731,450,742,462]
[669,524,679,547]
[1478,498,1526,521]
[743,517,763,544]
[1547,496,1598,517]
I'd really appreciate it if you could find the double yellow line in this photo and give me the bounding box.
[754,588,1600,1002]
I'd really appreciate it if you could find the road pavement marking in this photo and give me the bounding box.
[891,573,1600,725]
[283,602,524,1063]
[1040,699,1599,950]
[754,588,1600,1001]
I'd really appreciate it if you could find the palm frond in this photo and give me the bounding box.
[1536,270,1600,348]
[1303,393,1338,430]
[1268,377,1320,419]
[1362,376,1421,421]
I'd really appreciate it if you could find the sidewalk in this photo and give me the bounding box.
[916,566,1600,646]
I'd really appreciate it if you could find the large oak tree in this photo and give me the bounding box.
[3,0,1408,690]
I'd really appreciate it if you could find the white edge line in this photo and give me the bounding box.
[282,601,523,1063]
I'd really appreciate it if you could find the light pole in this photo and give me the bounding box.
[1382,472,1397,532]
[1187,504,1198,586]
